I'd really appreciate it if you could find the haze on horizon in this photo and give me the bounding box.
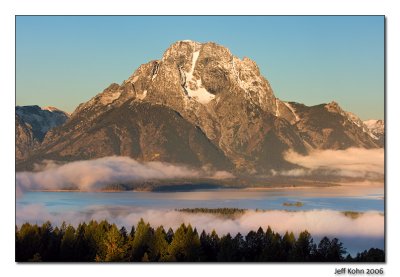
[16,16,384,120]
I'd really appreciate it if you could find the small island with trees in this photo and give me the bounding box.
[282,201,304,207]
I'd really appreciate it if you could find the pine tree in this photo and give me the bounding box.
[199,230,219,261]
[149,226,169,261]
[282,231,295,261]
[217,233,234,262]
[293,230,316,262]
[166,227,174,244]
[16,223,41,261]
[130,219,154,261]
[316,237,346,262]
[74,222,89,261]
[59,225,76,262]
[168,224,201,262]
[232,233,245,262]
[97,224,127,262]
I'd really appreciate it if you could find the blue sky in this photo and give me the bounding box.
[16,16,384,119]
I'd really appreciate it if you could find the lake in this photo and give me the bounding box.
[17,186,384,213]
[16,185,384,255]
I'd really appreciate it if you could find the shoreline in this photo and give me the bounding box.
[29,182,384,193]
[30,185,335,193]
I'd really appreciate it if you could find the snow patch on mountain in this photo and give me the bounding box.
[283,102,300,122]
[364,120,384,137]
[137,90,147,100]
[275,100,280,117]
[364,119,384,131]
[344,112,379,140]
[43,106,64,113]
[183,49,215,104]
[231,57,244,90]
[186,80,215,104]
[325,102,380,140]
[151,62,159,81]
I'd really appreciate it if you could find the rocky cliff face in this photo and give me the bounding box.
[277,101,382,149]
[16,40,383,173]
[16,105,69,141]
[363,119,384,146]
[16,114,37,160]
[23,101,233,171]
[15,106,69,160]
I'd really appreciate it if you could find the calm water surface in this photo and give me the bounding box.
[17,186,384,213]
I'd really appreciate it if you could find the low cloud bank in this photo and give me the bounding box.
[16,156,233,196]
[16,205,383,239]
[16,205,384,254]
[16,205,384,255]
[278,148,384,178]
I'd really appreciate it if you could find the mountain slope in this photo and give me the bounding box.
[18,101,233,171]
[364,119,384,146]
[278,101,381,149]
[15,105,69,160]
[16,114,37,160]
[16,40,383,173]
[16,105,69,141]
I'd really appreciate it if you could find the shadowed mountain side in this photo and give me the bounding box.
[284,102,381,149]
[17,101,234,171]
[16,115,37,160]
[16,106,69,160]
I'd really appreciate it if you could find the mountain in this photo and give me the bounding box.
[15,105,69,160]
[16,114,37,161]
[16,105,70,141]
[363,119,384,146]
[277,101,383,149]
[16,41,383,173]
[23,101,233,170]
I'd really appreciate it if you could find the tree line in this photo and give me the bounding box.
[176,208,246,218]
[15,219,384,262]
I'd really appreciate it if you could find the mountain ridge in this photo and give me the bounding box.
[16,105,69,160]
[16,40,384,173]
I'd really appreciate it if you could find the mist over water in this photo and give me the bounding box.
[16,156,233,197]
[281,148,384,178]
[15,149,385,256]
[15,203,383,255]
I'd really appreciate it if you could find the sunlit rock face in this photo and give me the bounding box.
[16,41,383,173]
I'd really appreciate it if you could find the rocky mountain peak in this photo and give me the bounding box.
[72,41,278,124]
[17,40,383,173]
[324,101,341,112]
[43,106,63,112]
[122,40,277,111]
[363,119,384,145]
[364,119,384,130]
[161,40,204,63]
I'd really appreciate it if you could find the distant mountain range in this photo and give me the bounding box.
[15,40,384,173]
[16,105,69,161]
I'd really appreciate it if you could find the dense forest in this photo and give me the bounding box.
[15,219,384,262]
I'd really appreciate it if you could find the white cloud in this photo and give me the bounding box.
[16,156,234,196]
[281,148,384,178]
[16,204,384,255]
[16,205,384,238]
